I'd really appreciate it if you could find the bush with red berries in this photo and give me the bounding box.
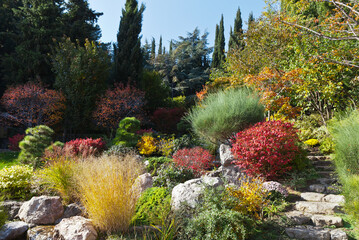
[8,134,25,151]
[231,121,301,180]
[65,138,106,157]
[173,147,214,176]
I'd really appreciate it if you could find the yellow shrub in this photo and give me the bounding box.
[158,136,175,157]
[226,177,269,219]
[304,139,320,146]
[75,154,144,233]
[137,135,158,156]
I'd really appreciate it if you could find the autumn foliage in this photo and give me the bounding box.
[93,84,145,129]
[65,138,106,157]
[1,82,65,127]
[8,134,25,151]
[231,121,300,180]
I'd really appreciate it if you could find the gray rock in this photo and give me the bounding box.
[54,216,97,240]
[0,221,28,240]
[55,203,85,224]
[27,226,55,240]
[221,165,246,185]
[330,229,348,240]
[285,225,330,240]
[133,173,153,197]
[1,201,23,220]
[219,144,235,167]
[295,201,343,214]
[301,192,325,202]
[322,194,345,204]
[171,176,224,210]
[18,196,64,225]
[311,215,343,227]
[309,184,326,193]
[285,211,312,225]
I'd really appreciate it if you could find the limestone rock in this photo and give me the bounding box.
[301,192,325,202]
[54,216,97,240]
[295,201,343,214]
[133,173,153,196]
[285,211,312,225]
[18,196,64,225]
[309,184,326,193]
[311,215,343,227]
[171,176,223,210]
[1,201,23,220]
[285,225,330,240]
[322,194,345,204]
[0,221,28,240]
[27,226,55,240]
[219,144,235,167]
[330,229,348,240]
[221,165,246,185]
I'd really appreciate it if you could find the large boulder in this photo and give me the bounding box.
[133,173,153,197]
[171,176,223,210]
[54,216,97,240]
[55,203,85,224]
[0,221,28,240]
[18,196,64,225]
[27,226,55,240]
[219,144,235,167]
[221,165,246,185]
[1,201,23,220]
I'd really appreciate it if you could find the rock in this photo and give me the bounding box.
[285,211,312,225]
[317,178,335,185]
[285,225,330,240]
[322,194,345,204]
[54,216,97,240]
[18,196,64,225]
[295,201,343,214]
[330,229,348,240]
[27,226,55,240]
[133,173,153,196]
[309,184,326,193]
[1,201,23,220]
[219,144,235,167]
[221,165,246,185]
[311,215,343,227]
[171,176,224,210]
[0,221,28,240]
[301,192,325,202]
[263,181,288,197]
[55,203,84,224]
[205,167,222,177]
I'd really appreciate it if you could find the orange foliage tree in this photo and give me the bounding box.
[93,84,146,130]
[1,82,65,127]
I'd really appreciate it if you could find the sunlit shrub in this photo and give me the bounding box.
[75,154,144,232]
[0,165,33,200]
[145,157,172,176]
[65,138,106,158]
[112,117,141,147]
[232,121,301,179]
[173,147,214,176]
[304,139,319,147]
[158,136,176,157]
[8,134,25,151]
[137,135,158,156]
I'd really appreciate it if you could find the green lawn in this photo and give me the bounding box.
[0,152,20,169]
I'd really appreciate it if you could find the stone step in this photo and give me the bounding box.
[309,184,327,193]
[285,211,312,225]
[322,194,345,204]
[316,178,337,185]
[311,215,343,227]
[295,201,343,214]
[301,192,325,202]
[317,171,336,178]
[308,155,327,161]
[286,226,348,240]
[312,160,333,166]
[315,165,335,171]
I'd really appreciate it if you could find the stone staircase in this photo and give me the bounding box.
[285,151,348,240]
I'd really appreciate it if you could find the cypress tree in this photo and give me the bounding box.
[229,7,244,51]
[169,40,173,55]
[248,12,255,27]
[151,37,156,58]
[212,15,225,68]
[114,0,145,85]
[158,36,162,55]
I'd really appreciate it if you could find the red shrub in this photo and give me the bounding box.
[152,108,186,133]
[65,138,106,157]
[231,121,300,180]
[173,147,214,176]
[8,134,25,151]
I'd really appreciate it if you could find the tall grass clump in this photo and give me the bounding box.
[329,110,359,224]
[75,154,144,233]
[187,88,264,144]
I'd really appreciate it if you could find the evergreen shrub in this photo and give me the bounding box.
[112,117,141,147]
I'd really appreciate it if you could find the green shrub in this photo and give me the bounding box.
[104,144,138,156]
[0,204,7,229]
[18,125,54,168]
[0,165,33,200]
[145,157,172,176]
[187,88,264,144]
[132,187,171,225]
[153,163,195,190]
[112,117,141,147]
[46,141,64,152]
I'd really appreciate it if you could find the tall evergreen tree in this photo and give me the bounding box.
[248,12,255,27]
[63,0,103,45]
[229,7,244,51]
[114,0,145,85]
[151,37,156,58]
[142,39,151,64]
[169,40,173,55]
[212,15,225,68]
[158,36,162,55]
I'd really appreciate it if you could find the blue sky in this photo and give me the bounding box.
[87,0,267,49]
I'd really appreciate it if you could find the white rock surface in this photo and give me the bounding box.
[311,215,343,227]
[322,194,345,204]
[301,192,325,202]
[133,173,153,196]
[54,216,97,240]
[219,144,235,167]
[0,221,28,240]
[295,201,343,214]
[18,196,64,225]
[27,225,55,240]
[330,229,348,240]
[285,225,330,240]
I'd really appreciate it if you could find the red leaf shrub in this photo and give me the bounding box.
[65,138,106,157]
[152,108,186,133]
[8,134,25,151]
[173,147,214,176]
[231,121,300,180]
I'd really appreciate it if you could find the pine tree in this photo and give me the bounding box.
[229,7,244,51]
[169,40,173,55]
[248,12,255,27]
[151,38,156,58]
[158,36,162,55]
[114,0,145,85]
[212,15,225,68]
[63,0,103,45]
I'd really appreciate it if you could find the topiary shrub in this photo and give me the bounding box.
[112,117,141,147]
[0,165,33,200]
[132,187,171,225]
[18,125,54,168]
[232,121,302,180]
[173,147,214,176]
[187,88,264,144]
